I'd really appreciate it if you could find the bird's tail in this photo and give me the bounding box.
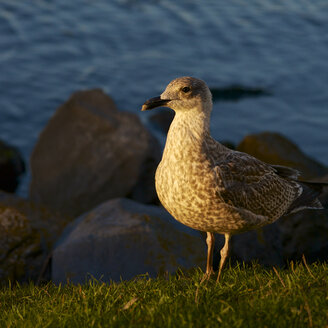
[287,181,328,214]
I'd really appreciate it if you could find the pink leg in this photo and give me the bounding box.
[216,233,231,282]
[206,232,215,275]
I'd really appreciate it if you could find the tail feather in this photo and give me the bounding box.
[271,164,300,179]
[287,181,328,214]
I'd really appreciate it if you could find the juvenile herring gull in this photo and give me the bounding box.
[141,76,327,281]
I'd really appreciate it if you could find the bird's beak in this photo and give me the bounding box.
[141,96,170,111]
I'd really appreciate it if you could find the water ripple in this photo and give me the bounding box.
[0,0,327,197]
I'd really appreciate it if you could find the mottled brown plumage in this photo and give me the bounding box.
[142,76,325,281]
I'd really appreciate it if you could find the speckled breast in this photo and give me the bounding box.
[155,155,226,233]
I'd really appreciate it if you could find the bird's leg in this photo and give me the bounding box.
[205,232,215,276]
[216,233,231,283]
[200,232,215,283]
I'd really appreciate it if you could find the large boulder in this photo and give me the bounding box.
[278,209,328,263]
[0,140,25,192]
[51,198,328,284]
[227,221,284,267]
[30,89,161,218]
[149,108,175,134]
[280,172,328,262]
[237,132,328,179]
[52,198,206,284]
[0,191,68,283]
[317,175,328,208]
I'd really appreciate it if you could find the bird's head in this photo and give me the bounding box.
[141,77,212,114]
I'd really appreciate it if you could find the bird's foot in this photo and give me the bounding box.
[200,269,215,284]
[216,270,222,284]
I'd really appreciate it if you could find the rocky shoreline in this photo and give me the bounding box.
[1,89,327,284]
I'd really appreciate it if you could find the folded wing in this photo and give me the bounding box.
[214,151,302,220]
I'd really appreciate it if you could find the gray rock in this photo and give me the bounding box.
[227,221,284,267]
[317,174,328,208]
[30,89,161,217]
[0,140,25,192]
[237,132,328,179]
[52,198,206,284]
[210,85,271,102]
[0,191,68,283]
[52,196,328,284]
[278,209,328,263]
[149,108,175,134]
[0,206,35,283]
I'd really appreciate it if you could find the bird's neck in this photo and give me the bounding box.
[164,109,211,155]
[174,109,210,136]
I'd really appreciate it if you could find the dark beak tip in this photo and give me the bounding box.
[141,96,170,111]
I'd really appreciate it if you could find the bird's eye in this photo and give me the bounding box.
[181,86,191,93]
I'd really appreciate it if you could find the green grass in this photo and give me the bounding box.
[1,262,328,328]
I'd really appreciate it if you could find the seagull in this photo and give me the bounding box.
[142,76,327,281]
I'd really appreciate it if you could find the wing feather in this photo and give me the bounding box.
[213,150,301,219]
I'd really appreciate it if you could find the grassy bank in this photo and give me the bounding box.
[1,262,328,328]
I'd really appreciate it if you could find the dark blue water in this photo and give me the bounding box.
[1,0,327,196]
